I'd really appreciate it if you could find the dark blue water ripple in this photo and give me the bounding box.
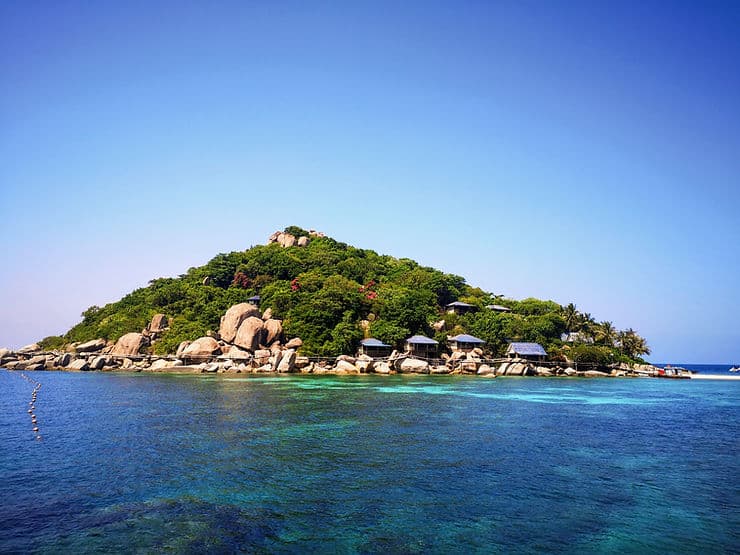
[1,371,738,553]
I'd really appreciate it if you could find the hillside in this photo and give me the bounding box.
[40,226,649,363]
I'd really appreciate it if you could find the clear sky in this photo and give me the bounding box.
[1,1,739,363]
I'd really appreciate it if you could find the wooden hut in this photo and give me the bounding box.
[448,334,486,353]
[485,304,511,313]
[405,335,439,357]
[247,295,261,306]
[506,342,547,361]
[358,338,392,358]
[445,301,477,315]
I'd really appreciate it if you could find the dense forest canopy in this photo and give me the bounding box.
[42,227,649,363]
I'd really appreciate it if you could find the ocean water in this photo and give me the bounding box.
[1,371,738,553]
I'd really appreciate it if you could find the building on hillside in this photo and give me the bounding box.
[446,301,477,315]
[448,334,486,352]
[405,335,439,357]
[358,338,393,358]
[485,304,512,313]
[560,332,594,344]
[247,295,261,306]
[506,342,547,361]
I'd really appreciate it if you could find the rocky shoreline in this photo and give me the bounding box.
[1,301,664,378]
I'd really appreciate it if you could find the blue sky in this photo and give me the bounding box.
[1,1,738,363]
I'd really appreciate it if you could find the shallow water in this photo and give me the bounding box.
[1,371,738,553]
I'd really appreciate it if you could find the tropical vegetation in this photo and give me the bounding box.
[40,227,650,363]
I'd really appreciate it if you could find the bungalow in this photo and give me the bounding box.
[485,304,511,313]
[446,301,477,315]
[506,342,547,361]
[560,332,594,344]
[448,334,486,352]
[358,338,392,358]
[405,334,439,357]
[247,295,261,306]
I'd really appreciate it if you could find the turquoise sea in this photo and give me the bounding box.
[1,370,738,553]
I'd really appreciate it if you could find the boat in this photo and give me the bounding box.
[657,365,692,379]
[730,366,740,373]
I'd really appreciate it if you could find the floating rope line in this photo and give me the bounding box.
[11,371,43,441]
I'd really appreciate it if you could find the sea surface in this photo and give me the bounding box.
[1,370,738,553]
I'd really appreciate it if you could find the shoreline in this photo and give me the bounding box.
[0,347,692,379]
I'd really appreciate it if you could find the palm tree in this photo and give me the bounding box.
[595,321,617,346]
[576,312,597,336]
[562,303,579,332]
[617,328,651,359]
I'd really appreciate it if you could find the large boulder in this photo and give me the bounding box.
[149,314,169,332]
[17,343,40,354]
[284,337,303,350]
[584,370,610,378]
[220,346,251,361]
[297,236,309,247]
[261,308,273,321]
[335,360,359,374]
[374,361,391,374]
[55,353,72,367]
[68,359,90,371]
[277,233,296,247]
[0,347,12,359]
[176,341,191,357]
[400,358,430,374]
[277,349,297,373]
[181,337,221,360]
[505,362,528,376]
[355,354,374,373]
[477,364,494,375]
[90,356,108,370]
[219,303,260,343]
[111,333,146,356]
[263,319,283,346]
[76,339,107,353]
[253,349,271,365]
[233,317,265,352]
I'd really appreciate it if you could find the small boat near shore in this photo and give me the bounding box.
[657,365,692,379]
[729,365,739,373]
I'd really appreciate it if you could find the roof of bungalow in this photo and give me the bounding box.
[247,295,261,302]
[446,301,475,308]
[449,334,486,344]
[406,334,439,345]
[507,342,547,356]
[486,304,511,312]
[360,338,391,347]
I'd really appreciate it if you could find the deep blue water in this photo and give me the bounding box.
[1,370,738,553]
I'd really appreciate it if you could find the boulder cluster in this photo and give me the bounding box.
[267,229,324,248]
[0,304,659,377]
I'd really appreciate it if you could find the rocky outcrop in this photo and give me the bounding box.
[17,343,40,354]
[277,349,297,373]
[355,354,374,373]
[335,360,359,374]
[182,337,221,359]
[263,319,283,346]
[76,339,107,353]
[111,333,146,356]
[400,358,429,374]
[67,359,90,371]
[149,314,169,332]
[220,346,251,361]
[284,337,303,350]
[219,303,260,343]
[233,317,265,352]
[297,236,309,247]
[374,361,392,374]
